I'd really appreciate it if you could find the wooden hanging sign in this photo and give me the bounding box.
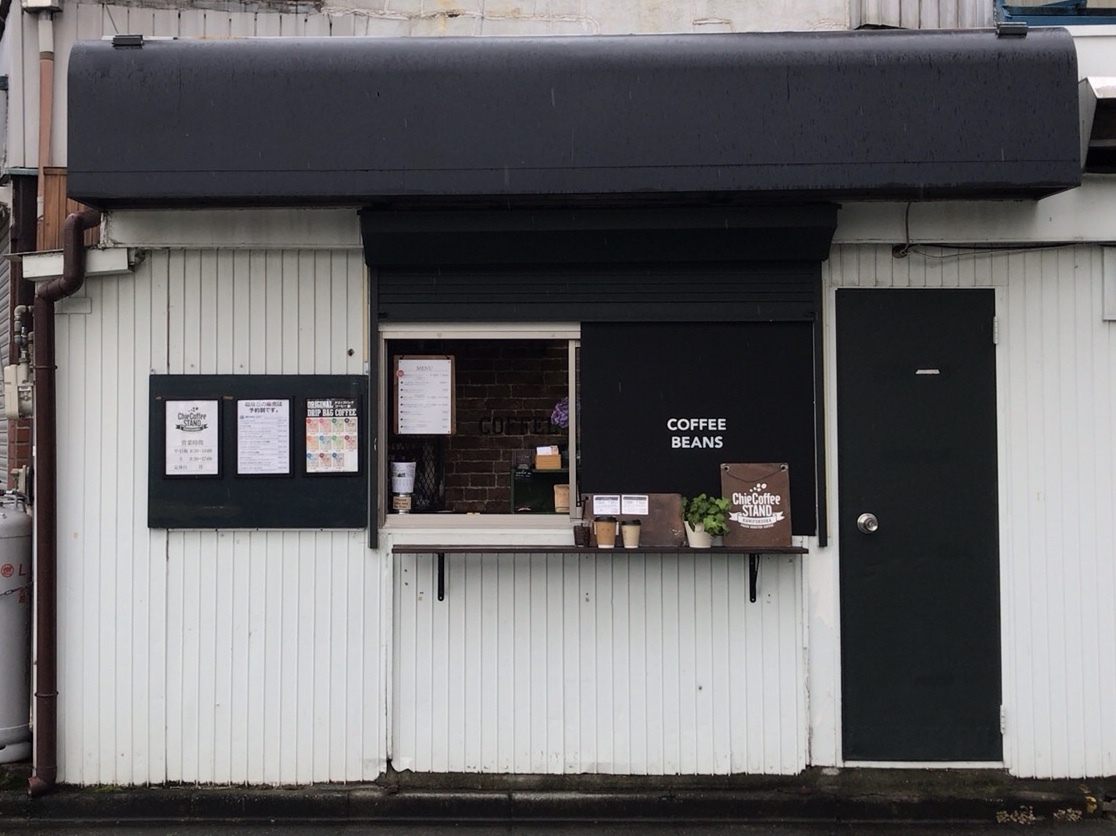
[720,463,792,548]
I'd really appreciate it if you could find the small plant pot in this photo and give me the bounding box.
[685,521,713,549]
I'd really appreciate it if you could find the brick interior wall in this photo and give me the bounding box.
[389,339,568,513]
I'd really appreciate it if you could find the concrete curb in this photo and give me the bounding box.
[0,768,1108,825]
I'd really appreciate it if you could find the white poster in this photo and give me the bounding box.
[396,356,454,435]
[592,494,621,516]
[621,494,650,516]
[165,400,220,476]
[237,399,291,475]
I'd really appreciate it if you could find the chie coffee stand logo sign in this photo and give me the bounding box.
[721,462,792,548]
[165,399,220,476]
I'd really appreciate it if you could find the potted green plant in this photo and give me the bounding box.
[681,493,730,548]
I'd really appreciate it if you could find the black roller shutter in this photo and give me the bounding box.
[378,262,820,323]
[366,205,835,323]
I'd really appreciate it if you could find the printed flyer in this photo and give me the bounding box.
[306,397,359,473]
[165,399,220,476]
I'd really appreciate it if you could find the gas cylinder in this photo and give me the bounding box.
[0,495,32,764]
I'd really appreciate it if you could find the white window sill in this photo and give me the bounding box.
[383,513,576,548]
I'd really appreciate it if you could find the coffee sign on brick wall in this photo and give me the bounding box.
[721,462,792,548]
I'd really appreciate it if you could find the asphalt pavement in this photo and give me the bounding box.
[2,823,1116,835]
[1,762,1114,831]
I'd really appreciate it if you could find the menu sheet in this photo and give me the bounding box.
[395,355,455,435]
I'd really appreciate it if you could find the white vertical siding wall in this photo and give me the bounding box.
[998,246,1116,779]
[54,247,385,785]
[827,244,1116,778]
[393,548,807,775]
[854,0,992,29]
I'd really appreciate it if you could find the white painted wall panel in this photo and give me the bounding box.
[998,246,1116,778]
[392,548,806,775]
[826,244,1116,778]
[55,247,384,785]
[857,0,992,28]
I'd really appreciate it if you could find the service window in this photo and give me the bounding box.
[379,320,818,537]
[381,325,579,521]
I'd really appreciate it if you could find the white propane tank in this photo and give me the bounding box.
[0,496,32,764]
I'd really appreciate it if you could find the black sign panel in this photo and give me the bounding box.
[580,322,816,535]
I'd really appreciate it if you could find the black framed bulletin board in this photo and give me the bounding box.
[149,374,368,529]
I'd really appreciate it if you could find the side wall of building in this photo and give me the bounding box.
[76,207,1116,782]
[29,15,1116,784]
[53,245,386,784]
[823,242,1116,779]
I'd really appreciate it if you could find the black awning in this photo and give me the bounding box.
[68,29,1081,207]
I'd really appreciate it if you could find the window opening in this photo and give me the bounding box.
[385,336,574,516]
[995,0,1116,25]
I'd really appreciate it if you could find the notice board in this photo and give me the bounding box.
[149,374,368,529]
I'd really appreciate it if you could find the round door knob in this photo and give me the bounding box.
[856,513,879,534]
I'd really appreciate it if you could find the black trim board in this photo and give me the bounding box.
[68,29,1080,207]
[361,206,838,265]
[368,279,379,548]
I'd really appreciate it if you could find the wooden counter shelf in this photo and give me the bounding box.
[391,544,809,602]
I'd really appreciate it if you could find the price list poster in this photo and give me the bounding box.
[395,355,455,435]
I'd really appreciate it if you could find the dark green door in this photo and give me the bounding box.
[837,289,1001,761]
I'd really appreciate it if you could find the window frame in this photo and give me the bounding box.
[378,322,581,538]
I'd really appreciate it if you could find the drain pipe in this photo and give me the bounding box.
[28,208,101,797]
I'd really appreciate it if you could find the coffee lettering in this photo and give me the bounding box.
[667,417,727,450]
[479,414,560,436]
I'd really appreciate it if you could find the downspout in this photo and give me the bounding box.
[28,208,101,797]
